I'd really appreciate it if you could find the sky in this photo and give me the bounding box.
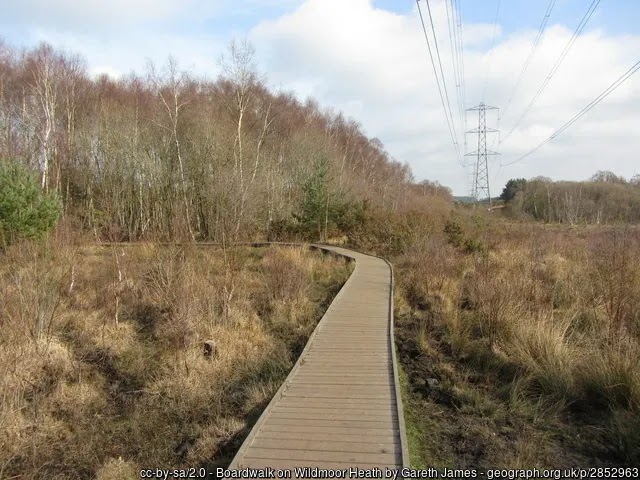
[1,0,639,196]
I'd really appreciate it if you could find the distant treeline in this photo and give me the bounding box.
[501,171,640,224]
[0,39,452,243]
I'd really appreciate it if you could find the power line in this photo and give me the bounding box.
[501,0,557,119]
[453,0,468,152]
[482,0,501,102]
[416,0,462,164]
[445,0,464,137]
[503,58,640,166]
[423,0,460,147]
[493,0,557,152]
[503,0,601,144]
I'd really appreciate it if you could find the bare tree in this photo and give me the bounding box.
[27,44,61,191]
[149,58,196,241]
[219,39,273,239]
[0,40,442,243]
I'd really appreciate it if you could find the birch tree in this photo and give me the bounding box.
[149,58,195,241]
[27,44,61,192]
[220,40,277,238]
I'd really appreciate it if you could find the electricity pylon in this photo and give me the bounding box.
[465,103,499,208]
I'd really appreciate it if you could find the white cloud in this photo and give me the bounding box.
[1,0,303,81]
[4,0,639,194]
[1,0,305,32]
[90,65,123,79]
[1,0,182,32]
[25,27,226,81]
[250,0,640,194]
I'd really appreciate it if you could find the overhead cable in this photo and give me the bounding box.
[482,0,502,101]
[502,0,557,119]
[416,0,462,164]
[445,0,464,137]
[503,59,640,166]
[503,0,601,144]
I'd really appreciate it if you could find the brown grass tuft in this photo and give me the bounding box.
[396,221,640,466]
[0,241,351,477]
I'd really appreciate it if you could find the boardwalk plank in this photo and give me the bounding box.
[244,447,398,464]
[251,438,397,454]
[228,246,408,469]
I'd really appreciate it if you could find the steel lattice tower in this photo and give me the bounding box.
[465,103,499,208]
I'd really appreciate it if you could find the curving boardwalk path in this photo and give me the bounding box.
[229,245,409,475]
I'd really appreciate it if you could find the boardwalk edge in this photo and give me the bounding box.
[228,244,359,469]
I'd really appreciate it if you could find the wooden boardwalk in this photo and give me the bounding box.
[228,245,409,475]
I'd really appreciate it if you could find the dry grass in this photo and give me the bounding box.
[395,218,640,467]
[0,240,352,478]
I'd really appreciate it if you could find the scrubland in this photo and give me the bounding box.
[392,216,640,467]
[0,235,352,479]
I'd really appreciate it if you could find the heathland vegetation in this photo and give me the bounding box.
[0,240,353,478]
[394,219,640,468]
[1,38,639,476]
